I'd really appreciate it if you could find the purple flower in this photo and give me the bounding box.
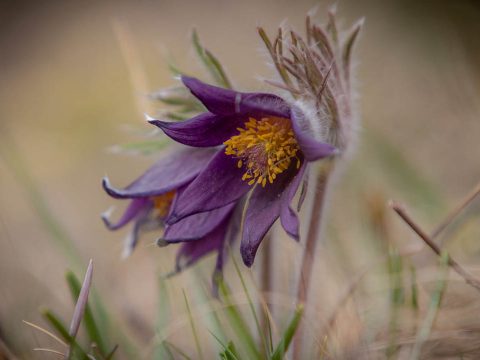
[149,76,337,267]
[102,146,238,283]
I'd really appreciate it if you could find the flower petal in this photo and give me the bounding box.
[167,150,250,223]
[163,202,236,242]
[174,217,229,272]
[240,169,296,267]
[149,112,245,147]
[101,197,150,230]
[103,147,214,199]
[122,206,154,258]
[297,166,309,212]
[280,163,307,241]
[182,76,290,118]
[290,107,338,161]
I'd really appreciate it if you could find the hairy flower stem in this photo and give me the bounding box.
[293,161,333,359]
[261,234,273,354]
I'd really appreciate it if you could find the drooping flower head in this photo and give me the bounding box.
[103,10,361,282]
[149,76,337,266]
[102,147,238,284]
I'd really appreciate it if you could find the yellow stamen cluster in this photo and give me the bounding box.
[224,117,300,187]
[152,191,176,218]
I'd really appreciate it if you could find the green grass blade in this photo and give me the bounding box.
[204,49,233,89]
[167,62,184,76]
[270,305,304,360]
[110,139,170,155]
[41,309,71,341]
[150,87,205,113]
[192,29,232,89]
[183,290,204,360]
[66,271,107,356]
[104,345,119,360]
[231,256,269,356]
[163,340,192,360]
[41,309,89,360]
[410,253,449,360]
[154,277,171,360]
[410,265,419,310]
[208,329,240,360]
[164,112,192,121]
[218,280,261,359]
[214,337,240,360]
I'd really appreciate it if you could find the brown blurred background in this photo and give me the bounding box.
[1,0,480,358]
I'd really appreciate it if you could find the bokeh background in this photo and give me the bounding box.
[1,0,480,358]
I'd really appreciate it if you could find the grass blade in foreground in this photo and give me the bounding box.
[183,290,204,360]
[66,262,107,356]
[66,259,93,359]
[41,309,89,359]
[231,256,269,356]
[410,253,449,360]
[192,29,233,89]
[271,305,304,360]
[218,280,261,359]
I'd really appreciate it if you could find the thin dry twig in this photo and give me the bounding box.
[23,321,67,347]
[432,180,480,242]
[33,348,66,358]
[294,161,333,359]
[390,202,480,292]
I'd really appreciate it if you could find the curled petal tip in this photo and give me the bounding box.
[156,238,169,247]
[144,113,156,123]
[102,176,120,198]
[240,248,254,268]
[287,231,300,242]
[101,206,115,218]
[121,246,132,259]
[101,206,116,229]
[102,176,112,192]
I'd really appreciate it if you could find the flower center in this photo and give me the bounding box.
[152,191,176,218]
[224,117,300,187]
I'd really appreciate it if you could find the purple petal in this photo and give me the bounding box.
[182,76,237,115]
[240,170,296,267]
[102,197,150,230]
[122,205,156,258]
[280,163,307,241]
[182,76,291,118]
[174,217,229,272]
[149,113,245,147]
[290,107,338,161]
[167,150,250,223]
[297,166,309,212]
[163,202,236,242]
[103,147,214,199]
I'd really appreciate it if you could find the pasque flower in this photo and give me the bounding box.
[102,147,238,280]
[149,76,337,266]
